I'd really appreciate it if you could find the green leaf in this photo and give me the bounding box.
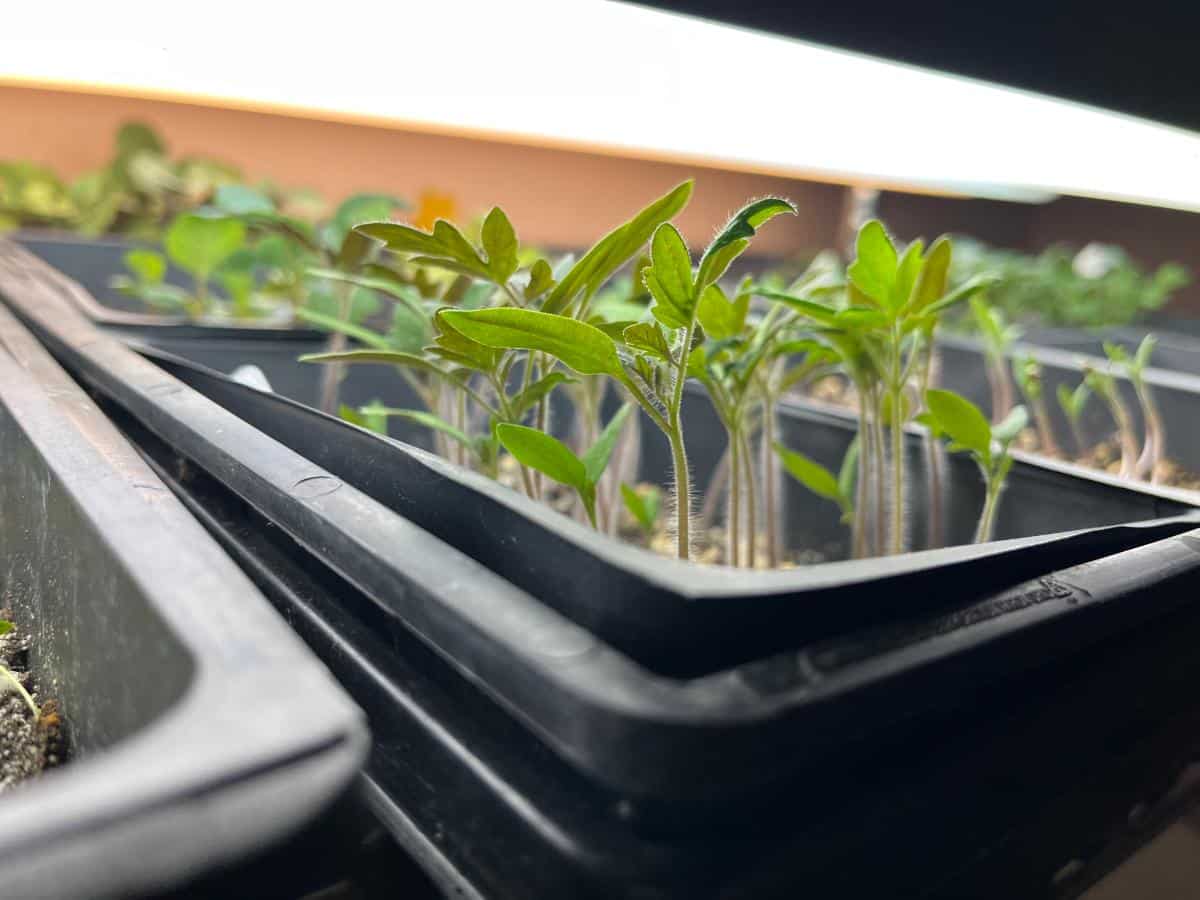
[622,321,672,360]
[0,619,12,636]
[696,197,796,289]
[481,207,520,282]
[1134,334,1157,371]
[837,435,860,505]
[524,258,555,301]
[846,220,897,307]
[644,224,695,330]
[358,219,490,281]
[440,308,622,376]
[389,300,433,354]
[927,274,999,316]
[581,404,633,485]
[215,184,275,216]
[891,240,924,310]
[365,407,476,453]
[299,349,445,378]
[543,180,693,314]
[620,483,661,536]
[695,284,744,340]
[328,193,405,250]
[993,405,1029,444]
[430,316,503,373]
[925,389,993,462]
[512,371,577,418]
[164,214,246,281]
[757,289,839,324]
[124,248,166,284]
[1056,383,1076,420]
[294,309,394,350]
[497,424,588,493]
[910,236,951,311]
[775,443,845,507]
[338,404,388,435]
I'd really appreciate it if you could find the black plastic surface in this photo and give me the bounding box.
[0,295,367,898]
[6,239,1200,816]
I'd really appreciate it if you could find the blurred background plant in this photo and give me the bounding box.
[947,238,1190,330]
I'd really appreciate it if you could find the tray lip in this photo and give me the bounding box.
[141,340,1200,597]
[0,256,367,890]
[940,330,1200,394]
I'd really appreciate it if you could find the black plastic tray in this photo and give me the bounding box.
[0,300,367,898]
[939,332,1200,469]
[1022,323,1200,376]
[134,431,1200,898]
[4,237,1200,815]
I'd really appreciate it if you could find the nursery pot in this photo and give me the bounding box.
[7,238,1200,898]
[0,266,367,897]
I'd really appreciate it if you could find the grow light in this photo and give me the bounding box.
[3,1,1200,211]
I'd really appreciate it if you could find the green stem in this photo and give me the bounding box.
[762,396,780,568]
[317,280,353,414]
[740,427,757,569]
[728,431,741,568]
[975,476,1002,543]
[667,320,698,560]
[852,400,869,559]
[871,398,886,557]
[890,386,905,555]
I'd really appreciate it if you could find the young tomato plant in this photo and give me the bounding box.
[922,390,1027,543]
[1082,362,1139,479]
[1012,353,1060,457]
[1056,379,1092,456]
[764,222,994,556]
[1104,336,1164,482]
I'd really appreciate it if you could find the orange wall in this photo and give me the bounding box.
[0,84,844,257]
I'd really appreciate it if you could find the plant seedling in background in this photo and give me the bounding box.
[762,223,994,557]
[1082,362,1139,479]
[0,620,39,718]
[774,439,857,531]
[922,390,1026,543]
[620,483,662,540]
[971,295,1021,423]
[1056,380,1092,456]
[1012,353,1060,457]
[112,212,248,318]
[497,405,632,527]
[1104,336,1164,482]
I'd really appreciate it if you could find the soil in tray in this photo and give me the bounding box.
[0,618,64,793]
[802,376,1200,493]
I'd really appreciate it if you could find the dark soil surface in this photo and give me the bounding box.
[0,620,64,793]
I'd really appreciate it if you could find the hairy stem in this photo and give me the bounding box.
[667,321,698,560]
[889,386,905,555]
[853,401,870,559]
[925,433,944,550]
[740,427,758,569]
[762,396,780,568]
[870,399,886,557]
[728,431,741,568]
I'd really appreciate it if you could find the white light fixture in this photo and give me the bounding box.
[3,1,1199,211]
